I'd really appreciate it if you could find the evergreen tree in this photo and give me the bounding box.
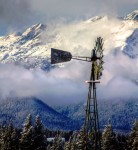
[0,123,19,150]
[132,131,138,150]
[46,144,51,150]
[34,115,46,150]
[57,135,64,150]
[0,125,6,149]
[129,120,138,150]
[10,125,19,150]
[20,114,34,150]
[76,126,87,150]
[102,122,118,150]
[116,133,128,150]
[64,137,72,150]
[69,132,78,150]
[50,135,64,150]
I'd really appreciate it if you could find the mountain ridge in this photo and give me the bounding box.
[55,98,138,131]
[0,11,138,69]
[124,10,138,21]
[0,97,80,130]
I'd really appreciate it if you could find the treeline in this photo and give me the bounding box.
[0,114,138,150]
[0,114,71,150]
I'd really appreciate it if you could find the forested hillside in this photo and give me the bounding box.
[0,97,80,130]
[55,99,138,131]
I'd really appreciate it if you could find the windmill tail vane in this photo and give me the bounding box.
[51,48,72,64]
[51,48,92,63]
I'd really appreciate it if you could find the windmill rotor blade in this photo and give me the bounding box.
[51,48,72,64]
[93,37,104,79]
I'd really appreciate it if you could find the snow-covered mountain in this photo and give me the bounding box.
[55,98,138,131]
[0,10,138,69]
[0,97,80,130]
[0,23,51,70]
[124,10,138,21]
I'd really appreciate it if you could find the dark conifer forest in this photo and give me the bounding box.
[0,114,138,150]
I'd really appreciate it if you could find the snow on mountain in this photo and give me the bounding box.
[123,29,138,57]
[0,23,50,70]
[84,15,106,23]
[55,99,138,131]
[124,10,138,21]
[122,11,138,58]
[0,97,80,130]
[0,11,138,70]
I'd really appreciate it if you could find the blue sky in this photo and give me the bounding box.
[0,0,138,35]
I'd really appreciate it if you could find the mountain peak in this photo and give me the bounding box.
[85,15,107,23]
[22,23,46,39]
[33,23,46,30]
[124,10,138,21]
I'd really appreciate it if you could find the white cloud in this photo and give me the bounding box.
[1,50,138,105]
[0,62,88,105]
[98,52,138,100]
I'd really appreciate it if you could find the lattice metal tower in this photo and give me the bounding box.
[51,37,104,150]
[85,37,104,150]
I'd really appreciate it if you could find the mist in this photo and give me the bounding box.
[0,50,138,105]
[0,62,89,105]
[98,51,138,100]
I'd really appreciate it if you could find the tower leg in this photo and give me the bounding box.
[84,62,101,150]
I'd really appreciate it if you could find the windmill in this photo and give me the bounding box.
[51,37,104,150]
